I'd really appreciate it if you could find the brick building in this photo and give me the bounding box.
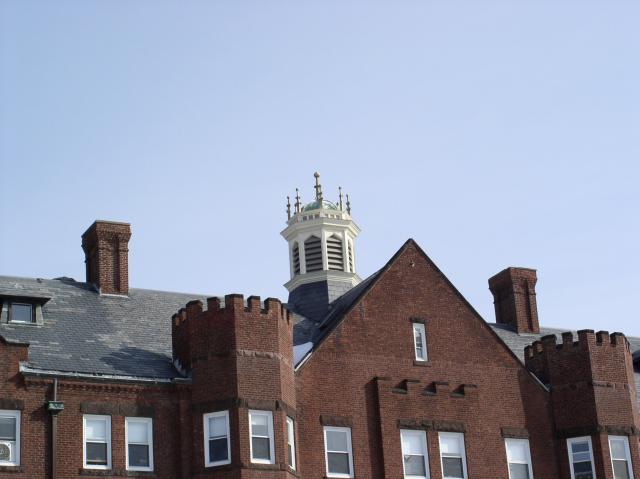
[1,173,638,479]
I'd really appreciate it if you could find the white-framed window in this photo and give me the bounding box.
[249,410,274,464]
[286,416,296,470]
[401,429,429,478]
[125,417,153,471]
[439,432,468,479]
[413,323,427,361]
[324,426,354,478]
[0,410,20,466]
[609,435,633,479]
[567,436,596,479]
[203,410,231,467]
[505,438,534,479]
[83,415,111,470]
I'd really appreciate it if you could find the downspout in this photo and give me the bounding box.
[46,378,64,479]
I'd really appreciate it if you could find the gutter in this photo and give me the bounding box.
[19,363,191,385]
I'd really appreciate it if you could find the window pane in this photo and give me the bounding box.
[209,437,228,463]
[210,416,227,438]
[440,435,461,455]
[574,472,595,479]
[251,414,269,437]
[86,419,106,441]
[442,457,464,478]
[252,436,271,460]
[573,461,594,474]
[610,439,626,460]
[128,444,149,468]
[11,304,32,323]
[571,442,589,454]
[288,444,293,467]
[573,452,592,462]
[506,440,528,463]
[402,433,423,455]
[405,455,426,476]
[128,421,148,444]
[327,430,348,452]
[613,460,630,479]
[509,463,530,479]
[328,452,350,474]
[86,442,107,465]
[0,417,16,441]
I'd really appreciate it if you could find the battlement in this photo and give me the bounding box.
[171,293,293,375]
[524,330,632,386]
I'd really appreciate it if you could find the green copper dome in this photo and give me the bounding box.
[302,199,339,212]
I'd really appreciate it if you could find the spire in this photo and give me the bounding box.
[314,171,323,202]
[338,187,344,211]
[295,188,301,213]
[346,194,351,214]
[286,196,291,220]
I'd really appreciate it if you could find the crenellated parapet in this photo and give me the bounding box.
[524,330,639,437]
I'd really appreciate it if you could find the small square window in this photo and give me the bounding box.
[10,303,34,324]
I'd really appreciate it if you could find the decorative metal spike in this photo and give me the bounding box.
[338,187,344,210]
[295,188,301,213]
[286,196,291,220]
[313,171,323,202]
[346,194,351,214]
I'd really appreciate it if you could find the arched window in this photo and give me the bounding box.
[304,236,322,272]
[326,234,344,271]
[292,242,300,275]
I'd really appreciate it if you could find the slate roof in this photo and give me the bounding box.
[0,275,208,380]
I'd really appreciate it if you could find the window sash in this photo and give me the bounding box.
[567,436,595,479]
[286,417,296,470]
[439,432,467,479]
[249,410,274,464]
[324,426,354,478]
[10,303,33,323]
[505,438,534,479]
[609,436,633,479]
[125,417,153,471]
[401,429,429,478]
[0,410,20,466]
[203,410,230,467]
[413,323,427,361]
[83,415,111,470]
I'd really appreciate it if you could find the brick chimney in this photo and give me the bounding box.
[81,220,132,295]
[488,267,539,334]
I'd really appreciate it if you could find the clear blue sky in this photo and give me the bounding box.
[1,1,638,334]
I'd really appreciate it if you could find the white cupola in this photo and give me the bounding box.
[281,173,361,321]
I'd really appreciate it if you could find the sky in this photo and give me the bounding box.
[1,1,639,335]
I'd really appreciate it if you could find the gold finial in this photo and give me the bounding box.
[295,188,301,213]
[313,171,323,202]
[286,196,291,220]
[346,194,351,214]
[338,187,344,210]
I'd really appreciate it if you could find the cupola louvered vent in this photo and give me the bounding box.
[348,240,354,272]
[327,235,344,271]
[304,236,323,272]
[292,243,300,275]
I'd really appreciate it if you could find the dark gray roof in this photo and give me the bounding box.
[0,275,208,380]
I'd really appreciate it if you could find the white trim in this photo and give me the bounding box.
[505,438,534,479]
[83,414,112,470]
[286,416,296,470]
[608,435,633,479]
[0,409,20,467]
[203,410,231,467]
[400,429,430,479]
[323,426,354,478]
[413,323,427,361]
[567,436,596,479]
[125,417,154,472]
[248,410,275,465]
[438,432,468,479]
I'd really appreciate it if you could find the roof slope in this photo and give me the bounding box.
[0,276,207,379]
